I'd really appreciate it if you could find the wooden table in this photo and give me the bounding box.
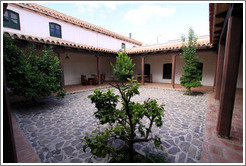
[136,75,148,78]
[87,76,95,79]
[88,76,96,85]
[136,75,147,82]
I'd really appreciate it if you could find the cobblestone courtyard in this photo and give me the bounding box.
[12,86,208,163]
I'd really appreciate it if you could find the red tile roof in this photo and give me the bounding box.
[4,31,212,55]
[126,36,212,54]
[4,3,213,55]
[4,31,117,54]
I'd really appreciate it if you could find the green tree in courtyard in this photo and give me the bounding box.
[3,35,66,101]
[82,50,166,163]
[180,27,202,95]
[111,50,135,82]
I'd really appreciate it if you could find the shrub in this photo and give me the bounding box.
[3,35,65,101]
[180,27,202,95]
[111,50,135,82]
[82,50,165,162]
[57,89,66,99]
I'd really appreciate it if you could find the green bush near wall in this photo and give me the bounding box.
[3,35,65,101]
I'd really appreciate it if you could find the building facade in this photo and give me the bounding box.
[3,3,243,89]
[4,3,141,50]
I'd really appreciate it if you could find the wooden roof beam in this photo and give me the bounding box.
[214,30,222,34]
[215,22,224,27]
[216,11,227,18]
[219,4,234,45]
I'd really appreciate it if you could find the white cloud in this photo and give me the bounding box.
[103,2,117,10]
[75,3,98,16]
[75,2,118,16]
[124,5,175,25]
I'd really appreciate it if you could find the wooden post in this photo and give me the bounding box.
[57,53,65,89]
[3,4,17,162]
[59,54,65,89]
[214,44,225,99]
[54,47,65,88]
[213,53,218,91]
[3,3,8,14]
[216,16,242,138]
[171,55,176,88]
[141,56,145,85]
[97,55,101,85]
[3,63,17,163]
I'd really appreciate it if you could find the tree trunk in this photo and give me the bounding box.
[32,96,36,104]
[129,141,134,162]
[188,89,192,95]
[185,87,191,95]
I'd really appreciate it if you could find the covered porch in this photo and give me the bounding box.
[64,82,215,94]
[127,37,216,88]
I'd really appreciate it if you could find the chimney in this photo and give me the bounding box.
[129,33,132,39]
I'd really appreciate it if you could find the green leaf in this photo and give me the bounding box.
[180,27,202,93]
[3,36,63,100]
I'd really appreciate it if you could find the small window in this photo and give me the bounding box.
[197,63,203,80]
[163,63,172,79]
[3,9,20,30]
[121,43,125,49]
[49,22,62,38]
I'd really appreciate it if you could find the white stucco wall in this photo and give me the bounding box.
[101,56,116,81]
[52,48,244,87]
[61,52,97,85]
[132,51,219,86]
[4,5,139,51]
[175,51,218,86]
[145,55,173,84]
[61,51,116,85]
[131,56,142,79]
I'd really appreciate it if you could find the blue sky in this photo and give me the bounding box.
[38,1,209,45]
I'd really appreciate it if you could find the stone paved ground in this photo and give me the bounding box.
[12,86,208,163]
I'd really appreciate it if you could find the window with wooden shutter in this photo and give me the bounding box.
[3,9,20,30]
[49,22,62,38]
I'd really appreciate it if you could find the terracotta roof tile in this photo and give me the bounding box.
[10,3,142,46]
[126,36,212,54]
[4,31,212,55]
[4,31,117,54]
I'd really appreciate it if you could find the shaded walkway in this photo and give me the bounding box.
[64,83,111,93]
[11,114,40,162]
[64,82,214,94]
[200,89,243,163]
